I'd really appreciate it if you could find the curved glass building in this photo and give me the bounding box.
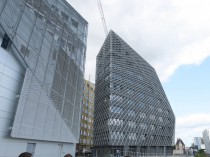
[0,0,87,156]
[94,31,175,156]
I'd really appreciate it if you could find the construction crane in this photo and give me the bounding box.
[97,0,108,36]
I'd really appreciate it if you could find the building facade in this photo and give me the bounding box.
[94,30,175,157]
[203,129,210,154]
[173,138,185,154]
[0,0,87,156]
[77,80,95,155]
[194,137,205,150]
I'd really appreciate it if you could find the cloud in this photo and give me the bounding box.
[67,0,210,83]
[67,0,210,147]
[176,113,210,146]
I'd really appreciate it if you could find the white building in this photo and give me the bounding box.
[203,129,210,154]
[194,137,205,150]
[173,138,185,155]
[0,0,87,156]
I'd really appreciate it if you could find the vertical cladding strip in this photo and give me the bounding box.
[19,1,48,138]
[0,0,7,17]
[11,0,27,39]
[32,0,52,84]
[71,56,80,140]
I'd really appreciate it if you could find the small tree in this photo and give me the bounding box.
[195,149,208,157]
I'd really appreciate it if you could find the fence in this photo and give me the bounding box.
[123,151,193,157]
[94,151,194,157]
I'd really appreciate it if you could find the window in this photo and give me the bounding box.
[128,121,136,128]
[128,109,135,116]
[105,65,109,71]
[140,123,147,129]
[138,83,144,88]
[34,11,44,20]
[112,83,121,91]
[128,133,136,140]
[1,34,10,49]
[137,75,143,80]
[83,139,86,143]
[139,93,144,98]
[139,112,146,118]
[87,139,90,144]
[108,118,123,126]
[159,117,163,122]
[148,87,153,92]
[150,115,155,120]
[71,18,78,28]
[140,134,146,140]
[105,75,109,81]
[148,96,153,102]
[127,99,135,105]
[127,88,134,94]
[110,106,123,114]
[20,45,30,57]
[111,132,124,140]
[149,106,154,110]
[151,125,155,130]
[61,11,69,21]
[139,103,145,109]
[110,94,123,102]
[127,71,133,75]
[52,5,59,12]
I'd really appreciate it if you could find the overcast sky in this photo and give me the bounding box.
[67,0,210,146]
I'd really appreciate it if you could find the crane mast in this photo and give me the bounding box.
[97,0,108,36]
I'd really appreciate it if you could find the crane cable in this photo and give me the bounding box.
[97,0,108,36]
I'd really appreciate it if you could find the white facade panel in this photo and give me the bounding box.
[0,138,75,157]
[0,140,27,157]
[0,98,16,112]
[0,0,88,155]
[194,137,205,150]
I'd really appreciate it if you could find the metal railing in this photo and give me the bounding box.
[99,151,194,157]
